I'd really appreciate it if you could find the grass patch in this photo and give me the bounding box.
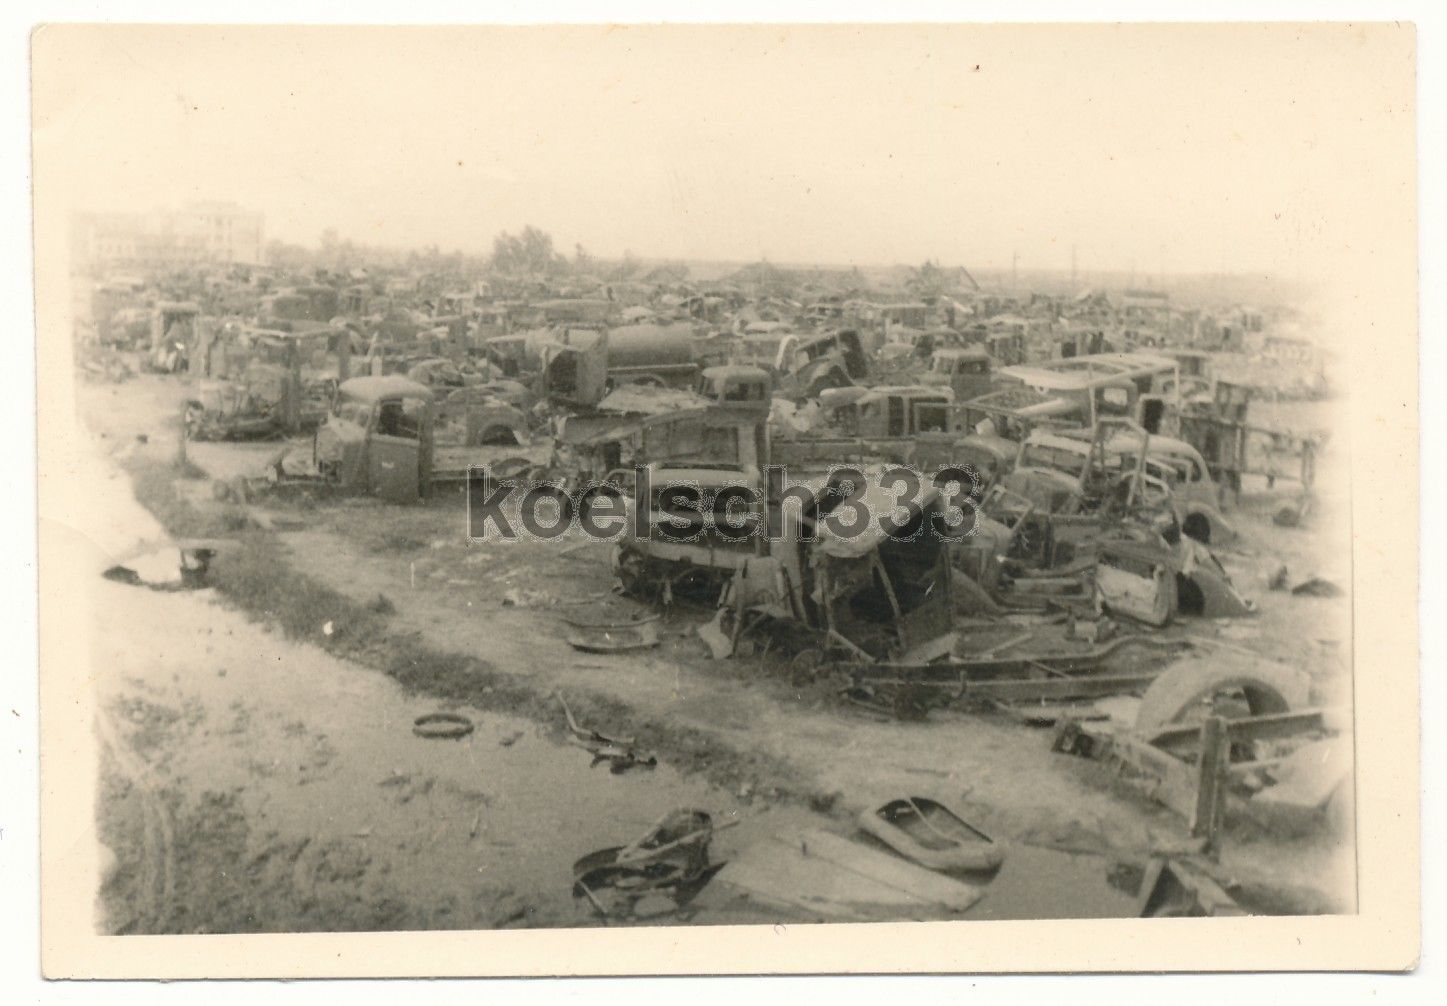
[119,452,822,806]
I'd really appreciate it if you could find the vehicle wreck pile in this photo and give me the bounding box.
[79,258,1348,921]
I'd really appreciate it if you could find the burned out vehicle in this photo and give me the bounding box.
[184,376,294,441]
[985,328,1029,367]
[967,426,1167,570]
[546,368,772,510]
[972,423,1231,549]
[314,376,437,502]
[614,467,957,662]
[312,375,530,502]
[540,324,702,407]
[1093,534,1255,625]
[960,421,1254,622]
[988,352,1183,436]
[922,346,993,400]
[773,385,1009,502]
[817,386,956,438]
[735,328,870,398]
[406,357,476,389]
[774,386,952,464]
[183,331,340,441]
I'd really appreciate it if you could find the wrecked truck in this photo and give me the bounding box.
[540,324,702,408]
[975,424,1234,550]
[614,466,957,662]
[771,385,1011,501]
[543,369,774,516]
[734,328,870,399]
[183,331,340,441]
[312,375,531,503]
[960,423,1254,622]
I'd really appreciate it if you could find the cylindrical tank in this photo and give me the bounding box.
[605,323,697,369]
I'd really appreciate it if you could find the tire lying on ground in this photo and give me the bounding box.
[412,712,475,740]
[1133,657,1310,738]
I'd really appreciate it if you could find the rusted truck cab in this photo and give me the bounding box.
[922,346,993,400]
[805,385,954,440]
[314,376,436,503]
[744,328,870,398]
[695,365,772,415]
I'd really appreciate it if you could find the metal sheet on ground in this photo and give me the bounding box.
[719,830,984,919]
[963,845,1141,920]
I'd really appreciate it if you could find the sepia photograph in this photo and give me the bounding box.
[29,18,1420,978]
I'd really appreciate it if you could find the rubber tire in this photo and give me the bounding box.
[412,712,475,739]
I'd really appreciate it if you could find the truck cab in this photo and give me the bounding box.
[314,376,435,503]
[742,328,870,398]
[922,346,993,400]
[817,385,956,439]
[695,365,773,415]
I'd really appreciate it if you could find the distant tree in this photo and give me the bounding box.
[573,243,595,275]
[489,226,566,277]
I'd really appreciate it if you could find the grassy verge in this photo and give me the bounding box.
[124,452,827,807]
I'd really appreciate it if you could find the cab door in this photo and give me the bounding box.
[368,397,423,503]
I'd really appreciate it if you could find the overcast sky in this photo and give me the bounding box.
[33,23,1414,277]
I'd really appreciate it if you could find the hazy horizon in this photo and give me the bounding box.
[37,24,1412,285]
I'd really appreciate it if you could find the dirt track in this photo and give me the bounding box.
[81,374,1357,930]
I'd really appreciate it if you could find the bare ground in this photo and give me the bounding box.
[80,373,1357,928]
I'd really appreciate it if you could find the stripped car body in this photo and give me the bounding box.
[615,466,957,661]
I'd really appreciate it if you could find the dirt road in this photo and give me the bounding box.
[93,568,842,932]
[70,392,811,932]
[78,373,1356,929]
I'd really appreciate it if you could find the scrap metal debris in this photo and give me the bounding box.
[857,797,1005,873]
[719,828,984,917]
[572,809,733,918]
[1052,658,1338,848]
[558,692,657,773]
[79,223,1353,919]
[562,614,660,653]
[102,540,226,591]
[1134,858,1246,917]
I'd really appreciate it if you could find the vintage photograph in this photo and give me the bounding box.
[30,21,1419,975]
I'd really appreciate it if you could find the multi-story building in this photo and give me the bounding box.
[72,201,264,268]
